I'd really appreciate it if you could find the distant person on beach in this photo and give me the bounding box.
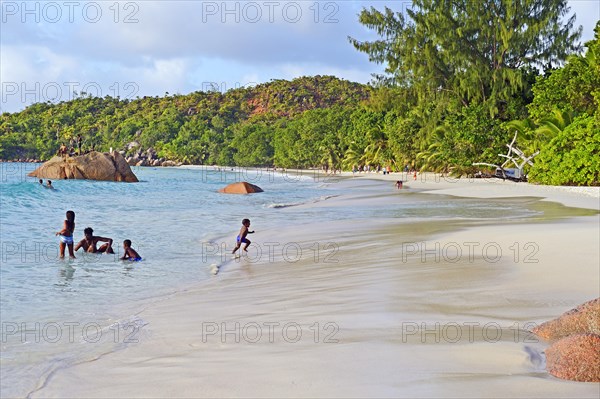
[413,171,417,180]
[75,227,115,254]
[76,135,82,155]
[120,239,142,261]
[56,210,76,258]
[232,218,254,255]
[396,180,403,189]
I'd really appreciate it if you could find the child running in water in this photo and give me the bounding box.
[120,239,142,261]
[56,210,76,258]
[232,218,254,255]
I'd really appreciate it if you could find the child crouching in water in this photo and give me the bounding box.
[232,218,254,255]
[120,239,142,261]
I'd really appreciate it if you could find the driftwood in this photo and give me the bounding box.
[473,133,539,182]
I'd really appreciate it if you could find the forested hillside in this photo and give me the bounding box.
[0,76,371,167]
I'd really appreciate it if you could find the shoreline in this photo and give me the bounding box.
[29,173,600,398]
[4,160,599,207]
[337,171,600,210]
[175,164,599,209]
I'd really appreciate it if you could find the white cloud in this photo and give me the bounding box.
[1,0,598,113]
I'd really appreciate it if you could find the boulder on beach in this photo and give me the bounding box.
[532,298,600,341]
[27,151,139,182]
[218,182,264,194]
[545,333,600,382]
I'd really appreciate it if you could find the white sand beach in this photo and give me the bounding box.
[31,173,600,398]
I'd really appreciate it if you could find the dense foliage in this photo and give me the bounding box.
[525,23,600,185]
[350,0,580,114]
[528,115,599,185]
[0,76,372,167]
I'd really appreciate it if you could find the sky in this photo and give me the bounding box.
[1,0,598,113]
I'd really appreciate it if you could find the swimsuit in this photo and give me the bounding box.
[128,257,142,262]
[59,235,74,245]
[236,235,250,244]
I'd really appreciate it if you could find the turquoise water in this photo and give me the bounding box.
[0,164,347,396]
[0,163,544,397]
[1,165,356,321]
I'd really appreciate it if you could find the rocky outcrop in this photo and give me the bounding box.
[124,146,181,167]
[218,182,263,194]
[532,298,600,341]
[545,333,600,382]
[27,151,138,182]
[531,298,600,382]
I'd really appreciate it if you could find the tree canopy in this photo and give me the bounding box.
[350,0,582,114]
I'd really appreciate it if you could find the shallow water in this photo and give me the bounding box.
[0,164,593,397]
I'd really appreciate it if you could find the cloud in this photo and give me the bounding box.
[1,0,597,113]
[1,1,377,68]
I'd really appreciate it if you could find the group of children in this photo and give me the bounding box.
[56,210,141,261]
[57,212,254,262]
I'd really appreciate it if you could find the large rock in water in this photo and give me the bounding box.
[532,298,600,341]
[545,333,600,382]
[218,181,263,194]
[28,151,139,182]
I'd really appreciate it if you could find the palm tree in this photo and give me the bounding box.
[415,125,450,173]
[342,142,363,171]
[506,109,576,155]
[362,138,395,170]
[416,142,445,172]
[536,109,575,137]
[318,143,341,173]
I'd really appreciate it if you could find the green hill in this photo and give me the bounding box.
[0,75,371,165]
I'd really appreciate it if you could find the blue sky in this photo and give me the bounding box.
[1,1,598,113]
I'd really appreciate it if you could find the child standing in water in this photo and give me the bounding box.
[56,210,76,258]
[232,218,254,255]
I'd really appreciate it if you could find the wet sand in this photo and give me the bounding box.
[31,173,600,398]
